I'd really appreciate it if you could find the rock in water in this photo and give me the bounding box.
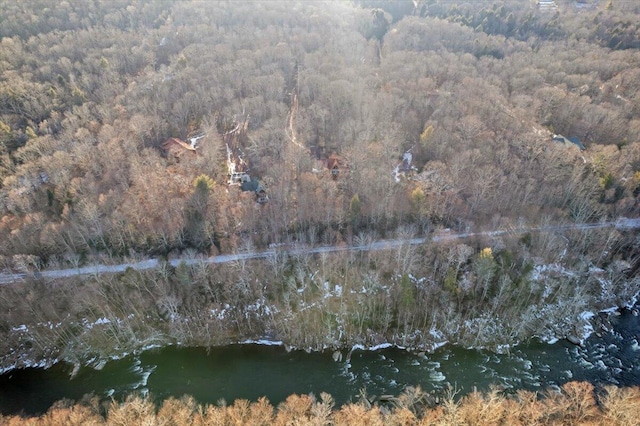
[69,363,80,379]
[567,334,583,346]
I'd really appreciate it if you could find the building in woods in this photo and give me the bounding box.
[552,134,586,150]
[394,150,415,182]
[224,116,268,203]
[241,178,269,204]
[327,154,341,178]
[161,137,198,158]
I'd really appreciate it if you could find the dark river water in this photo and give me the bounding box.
[1,310,640,416]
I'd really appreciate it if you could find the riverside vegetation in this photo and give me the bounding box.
[1,0,640,416]
[1,225,638,370]
[2,382,640,425]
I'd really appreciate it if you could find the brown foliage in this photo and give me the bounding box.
[105,395,156,426]
[3,383,640,426]
[156,396,204,425]
[600,385,640,425]
[457,388,507,425]
[333,403,385,426]
[0,0,638,265]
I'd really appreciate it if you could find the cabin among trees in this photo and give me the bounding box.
[327,154,342,179]
[226,143,250,185]
[309,144,348,179]
[161,137,198,159]
[312,152,347,180]
[227,148,268,203]
[222,115,269,203]
[394,150,415,182]
[241,178,269,204]
[552,134,586,150]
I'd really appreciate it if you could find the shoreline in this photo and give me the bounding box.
[1,303,636,377]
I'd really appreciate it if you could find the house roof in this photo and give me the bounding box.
[161,137,197,153]
[241,178,266,194]
[327,154,342,170]
[552,134,585,150]
[240,178,268,202]
[241,179,259,192]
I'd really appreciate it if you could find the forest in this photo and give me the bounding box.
[1,0,640,410]
[0,0,639,263]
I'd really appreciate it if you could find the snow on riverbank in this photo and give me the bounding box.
[2,256,639,375]
[240,339,284,346]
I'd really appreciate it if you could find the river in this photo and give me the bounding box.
[1,309,639,416]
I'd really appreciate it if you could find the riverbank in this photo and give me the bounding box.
[0,227,638,374]
[1,381,638,425]
[2,307,640,416]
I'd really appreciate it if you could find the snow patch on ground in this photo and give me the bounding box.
[495,344,511,354]
[210,304,230,320]
[624,290,640,309]
[0,356,56,374]
[244,298,275,319]
[579,311,595,321]
[369,343,393,351]
[240,339,284,346]
[531,263,576,281]
[578,311,596,341]
[425,328,449,352]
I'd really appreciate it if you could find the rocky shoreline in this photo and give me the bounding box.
[1,300,636,378]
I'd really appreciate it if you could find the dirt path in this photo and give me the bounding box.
[0,218,637,285]
[286,93,306,150]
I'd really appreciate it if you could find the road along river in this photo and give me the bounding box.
[1,218,638,285]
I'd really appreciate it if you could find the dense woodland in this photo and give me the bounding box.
[1,0,640,397]
[0,0,639,266]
